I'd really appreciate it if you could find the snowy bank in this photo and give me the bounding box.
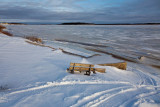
[0,34,160,107]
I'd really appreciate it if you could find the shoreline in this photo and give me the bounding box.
[85,47,160,69]
[0,25,12,36]
[1,22,160,25]
[0,24,100,59]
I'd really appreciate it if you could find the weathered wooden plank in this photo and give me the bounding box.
[69,67,105,73]
[70,63,94,67]
[69,67,94,71]
[95,68,106,73]
[98,62,127,70]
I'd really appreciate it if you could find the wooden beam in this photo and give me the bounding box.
[98,62,127,70]
[69,67,93,71]
[95,68,106,73]
[69,67,105,73]
[70,63,94,67]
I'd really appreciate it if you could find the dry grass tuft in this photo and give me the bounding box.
[25,36,43,43]
[0,25,6,30]
[25,40,55,50]
[0,30,13,36]
[0,24,13,36]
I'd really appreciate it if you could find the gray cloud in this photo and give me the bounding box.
[0,0,160,23]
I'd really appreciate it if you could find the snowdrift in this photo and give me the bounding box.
[0,33,160,107]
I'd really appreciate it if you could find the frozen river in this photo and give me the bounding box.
[6,25,160,67]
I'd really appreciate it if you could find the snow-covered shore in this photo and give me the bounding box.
[0,33,160,107]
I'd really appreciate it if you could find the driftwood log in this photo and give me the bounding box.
[98,62,127,70]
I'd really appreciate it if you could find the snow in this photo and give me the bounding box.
[139,103,160,107]
[0,33,160,107]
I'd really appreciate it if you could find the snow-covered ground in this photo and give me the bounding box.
[0,33,160,107]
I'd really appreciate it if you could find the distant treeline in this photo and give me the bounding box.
[8,23,26,25]
[60,22,160,25]
[1,22,160,25]
[59,22,95,25]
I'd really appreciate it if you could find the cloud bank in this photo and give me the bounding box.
[0,0,160,23]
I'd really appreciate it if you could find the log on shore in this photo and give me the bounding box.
[98,62,127,70]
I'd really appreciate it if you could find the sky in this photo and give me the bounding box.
[0,0,160,23]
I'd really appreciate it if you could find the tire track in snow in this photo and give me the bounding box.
[134,69,157,86]
[84,85,160,107]
[85,87,138,107]
[120,89,160,107]
[8,81,131,95]
[71,86,131,107]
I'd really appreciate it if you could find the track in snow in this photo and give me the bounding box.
[1,79,159,107]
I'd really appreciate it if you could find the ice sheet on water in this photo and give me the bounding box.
[5,25,160,66]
